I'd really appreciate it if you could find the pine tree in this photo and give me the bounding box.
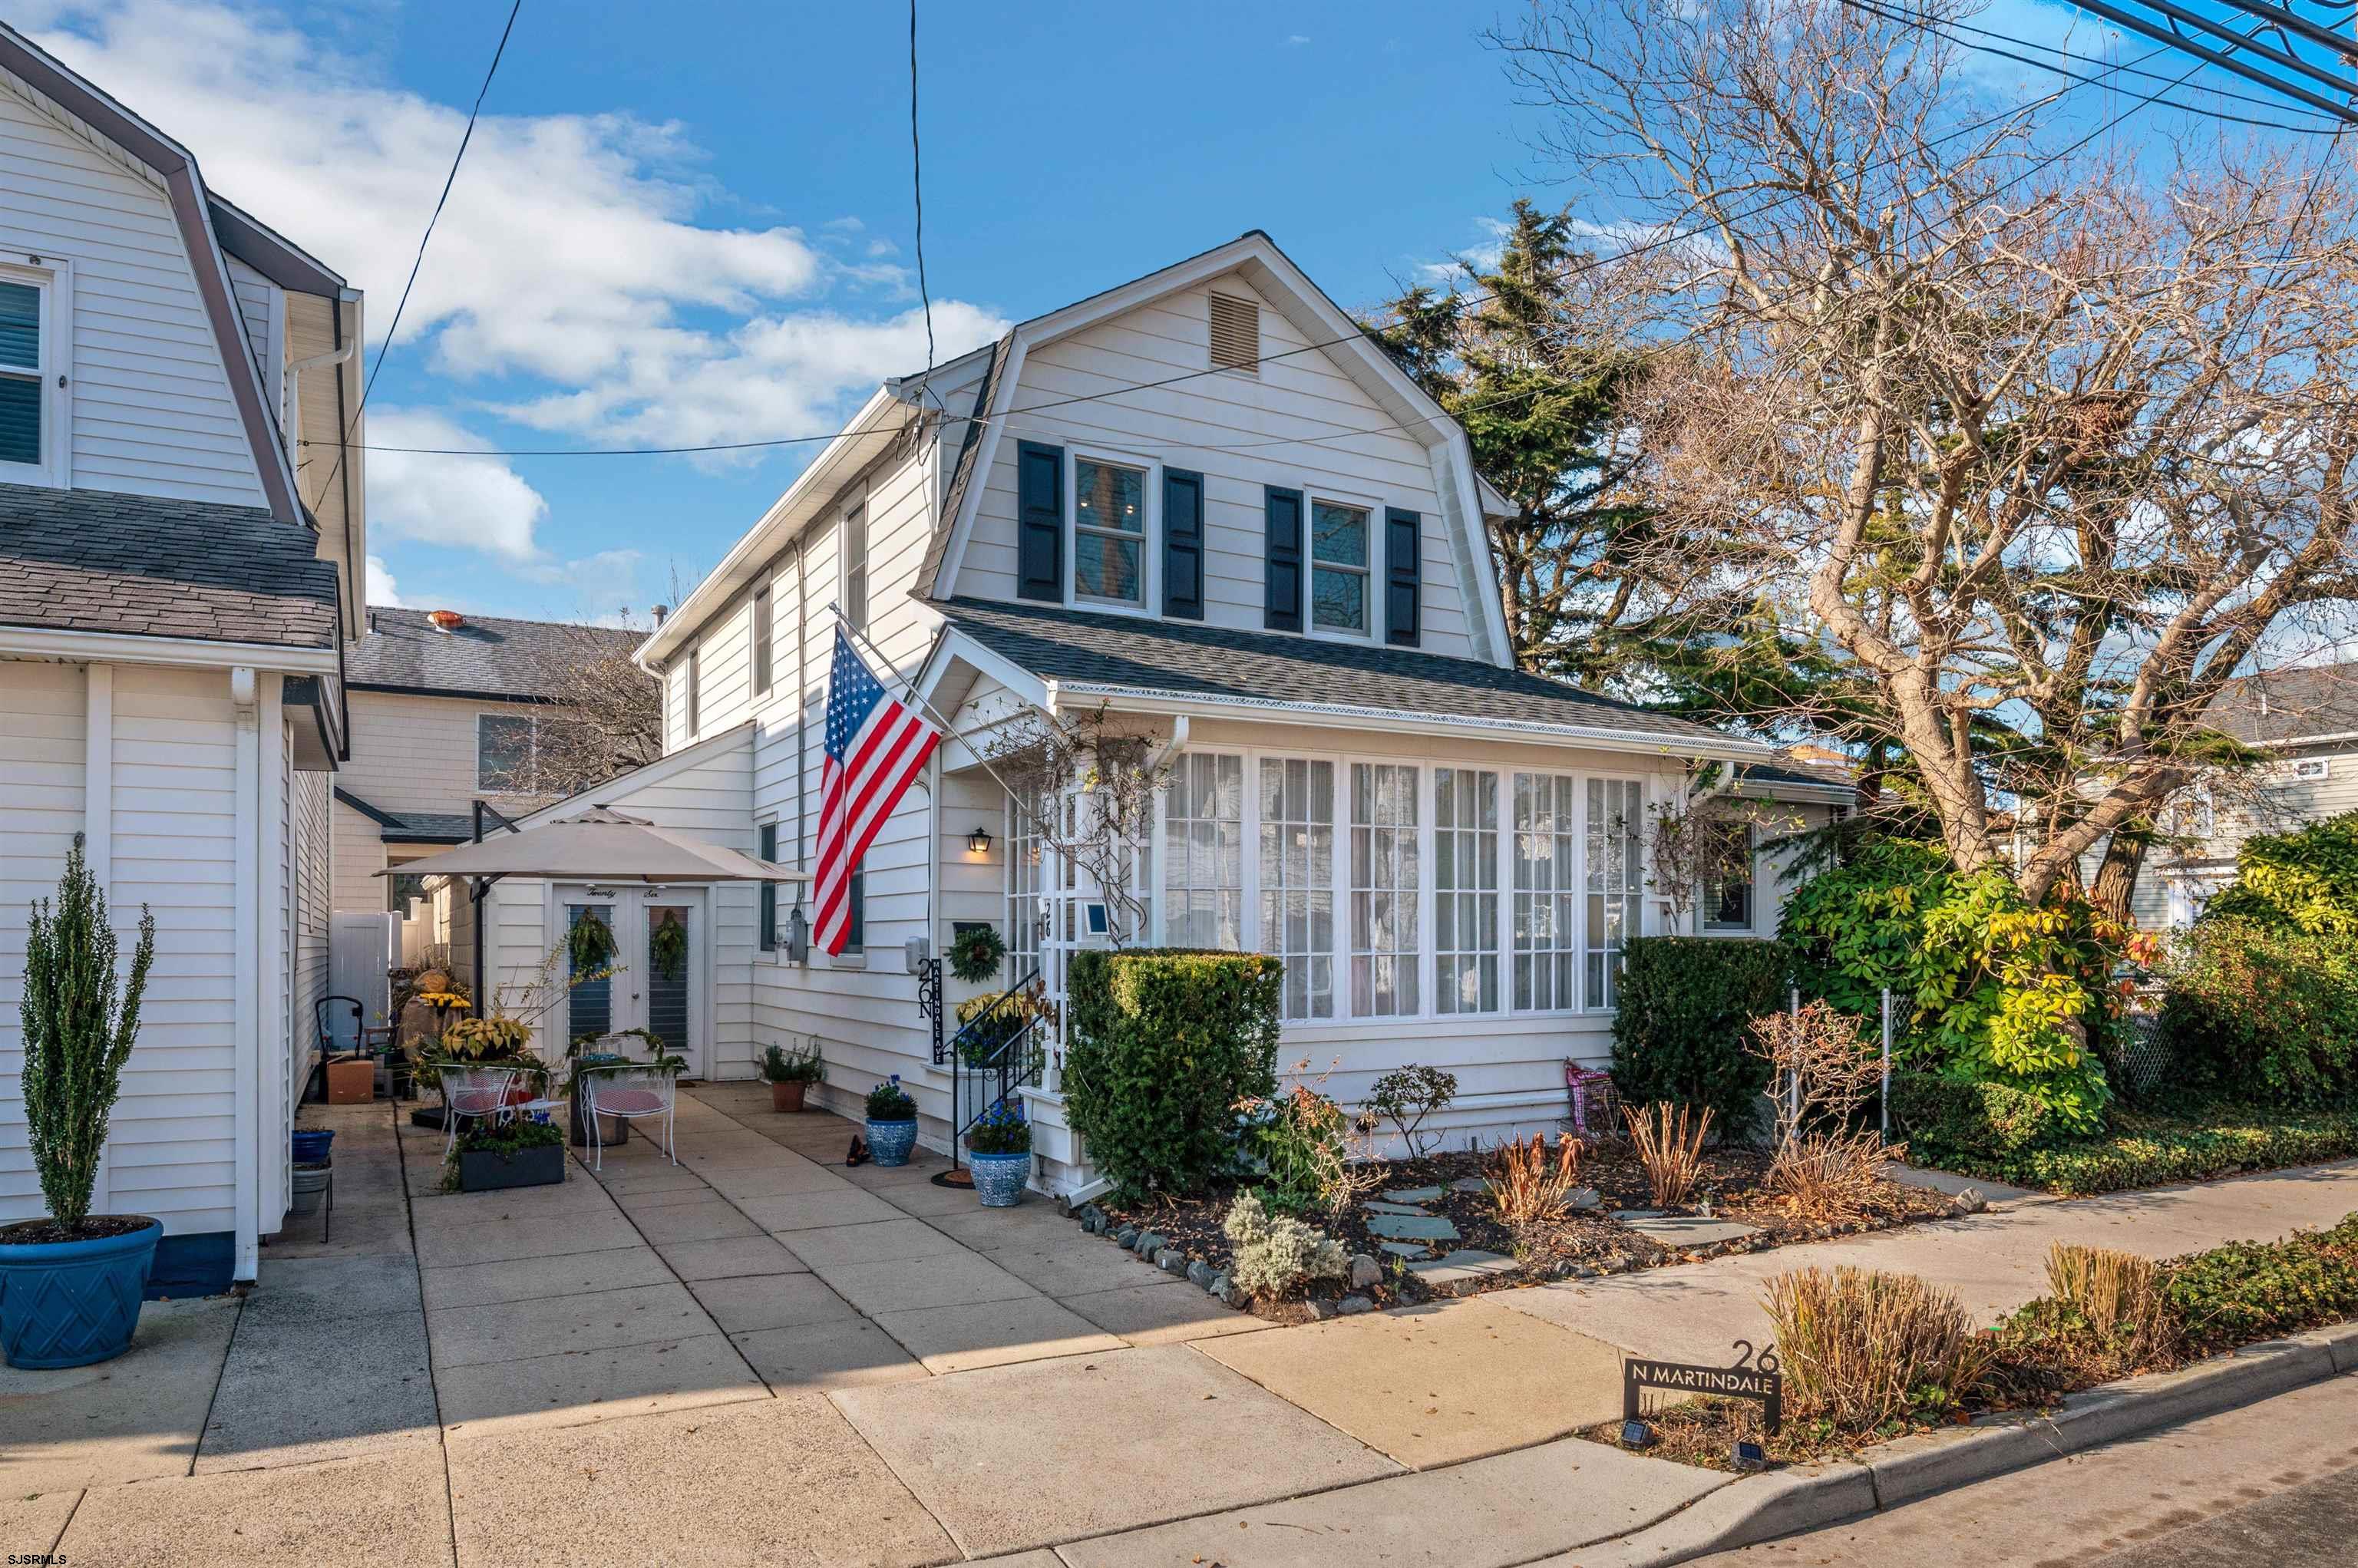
[19,837,154,1233]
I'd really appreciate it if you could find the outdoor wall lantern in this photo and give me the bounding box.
[967,827,994,856]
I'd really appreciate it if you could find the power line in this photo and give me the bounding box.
[909,0,935,385]
[309,21,2182,464]
[317,0,523,500]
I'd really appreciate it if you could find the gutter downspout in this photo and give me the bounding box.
[792,536,808,960]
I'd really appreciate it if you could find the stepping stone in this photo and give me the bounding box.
[1364,1213,1459,1243]
[1406,1249,1520,1287]
[1378,1241,1432,1259]
[1381,1186,1446,1204]
[1567,1187,1602,1210]
[1450,1177,1491,1194]
[1362,1200,1434,1217]
[1611,1213,1761,1247]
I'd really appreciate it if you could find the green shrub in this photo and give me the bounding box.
[1782,838,2121,1135]
[965,1099,1032,1156]
[1223,1190,1346,1299]
[759,1040,824,1084]
[1915,1102,2358,1195]
[1065,948,1282,1197]
[1889,1072,2062,1161]
[2202,811,2358,936]
[2159,919,2358,1105]
[1365,1063,1457,1160]
[2165,1230,2358,1355]
[1611,936,1787,1139]
[1239,1085,1352,1213]
[865,1076,916,1121]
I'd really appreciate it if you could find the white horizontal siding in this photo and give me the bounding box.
[0,83,266,507]
[0,661,86,1217]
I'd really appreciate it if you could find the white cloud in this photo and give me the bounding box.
[20,1,1005,451]
[364,553,401,607]
[1286,35,1310,45]
[365,409,547,559]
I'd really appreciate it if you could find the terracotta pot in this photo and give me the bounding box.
[771,1081,807,1113]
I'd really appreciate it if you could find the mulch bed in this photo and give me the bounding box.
[1088,1141,1961,1325]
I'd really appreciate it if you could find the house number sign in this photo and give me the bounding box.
[1623,1341,1783,1433]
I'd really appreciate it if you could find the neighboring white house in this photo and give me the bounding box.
[2118,662,2358,929]
[476,233,1851,1191]
[332,606,646,994]
[0,23,365,1290]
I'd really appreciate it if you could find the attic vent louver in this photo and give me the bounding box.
[1208,292,1260,374]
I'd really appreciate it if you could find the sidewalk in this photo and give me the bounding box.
[5,1088,2354,1567]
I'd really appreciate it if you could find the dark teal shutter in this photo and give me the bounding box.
[1264,486,1304,632]
[758,823,778,950]
[1016,441,1064,602]
[1161,468,1204,619]
[1384,507,1422,647]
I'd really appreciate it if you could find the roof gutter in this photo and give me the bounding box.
[0,624,339,674]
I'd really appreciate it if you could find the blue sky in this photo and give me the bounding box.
[22,1,2343,626]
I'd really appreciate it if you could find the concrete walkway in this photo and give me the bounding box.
[7,1089,2357,1567]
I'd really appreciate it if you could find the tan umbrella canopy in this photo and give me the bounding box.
[377,805,808,883]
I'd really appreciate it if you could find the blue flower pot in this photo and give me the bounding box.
[866,1118,919,1167]
[968,1150,1031,1207]
[0,1216,162,1369]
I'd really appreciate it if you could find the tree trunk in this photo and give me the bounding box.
[2089,819,2153,924]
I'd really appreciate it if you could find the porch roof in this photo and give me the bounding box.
[932,597,1775,759]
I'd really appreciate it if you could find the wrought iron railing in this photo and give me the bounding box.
[942,966,1045,1154]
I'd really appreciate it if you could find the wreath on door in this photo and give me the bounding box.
[947,923,1006,984]
[651,916,689,984]
[566,910,616,974]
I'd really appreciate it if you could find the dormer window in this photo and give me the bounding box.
[1310,500,1370,635]
[1075,458,1146,606]
[0,265,63,484]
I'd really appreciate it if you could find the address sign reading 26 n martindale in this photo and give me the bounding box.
[1622,1342,1783,1433]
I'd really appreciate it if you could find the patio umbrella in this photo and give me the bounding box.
[375,805,809,884]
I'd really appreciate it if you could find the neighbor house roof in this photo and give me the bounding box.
[0,482,338,649]
[2205,662,2358,746]
[346,606,642,703]
[933,597,1768,756]
[332,789,474,845]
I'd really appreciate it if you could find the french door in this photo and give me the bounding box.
[556,885,706,1075]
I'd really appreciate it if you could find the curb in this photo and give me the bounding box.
[1562,1319,2358,1566]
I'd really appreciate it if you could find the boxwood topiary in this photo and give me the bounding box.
[1610,936,1788,1140]
[1065,948,1282,1197]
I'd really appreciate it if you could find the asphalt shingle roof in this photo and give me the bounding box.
[347,606,642,701]
[0,482,339,649]
[936,596,1746,749]
[333,788,474,844]
[2205,663,2358,746]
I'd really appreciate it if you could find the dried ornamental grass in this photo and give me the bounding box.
[2046,1243,2172,1358]
[1769,1129,1901,1220]
[1764,1266,1996,1428]
[1624,1101,1713,1209]
[1490,1133,1585,1227]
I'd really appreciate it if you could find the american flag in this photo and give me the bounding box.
[815,629,939,956]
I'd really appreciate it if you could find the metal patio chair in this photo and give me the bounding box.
[439,1065,520,1162]
[577,1064,678,1170]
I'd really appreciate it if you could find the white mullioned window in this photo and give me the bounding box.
[1073,457,1147,607]
[1309,500,1372,635]
[1435,767,1500,1014]
[1162,752,1244,949]
[1257,757,1336,1021]
[1586,777,1645,1008]
[1511,772,1581,1012]
[0,264,64,484]
[1006,789,1044,979]
[1350,762,1420,1017]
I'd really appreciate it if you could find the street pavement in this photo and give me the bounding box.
[1688,1372,2358,1567]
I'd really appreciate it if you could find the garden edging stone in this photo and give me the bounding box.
[1564,1321,2357,1567]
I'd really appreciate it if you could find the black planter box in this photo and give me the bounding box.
[457,1144,566,1192]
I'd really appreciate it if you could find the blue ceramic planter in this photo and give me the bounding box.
[0,1216,162,1369]
[969,1150,1030,1207]
[866,1118,919,1167]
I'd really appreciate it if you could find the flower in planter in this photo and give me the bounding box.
[867,1075,916,1121]
[967,1099,1032,1157]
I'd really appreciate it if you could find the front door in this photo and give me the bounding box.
[556,886,706,1075]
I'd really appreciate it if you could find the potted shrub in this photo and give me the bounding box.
[2,842,160,1368]
[452,1115,566,1191]
[965,1099,1032,1207]
[865,1075,920,1167]
[761,1040,824,1111]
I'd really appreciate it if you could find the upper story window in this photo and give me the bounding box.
[1074,458,1146,607]
[477,712,588,794]
[0,267,61,483]
[1702,822,1756,931]
[751,586,773,696]
[1310,500,1370,635]
[841,507,869,632]
[685,645,701,737]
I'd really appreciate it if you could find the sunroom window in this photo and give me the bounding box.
[1586,778,1644,1007]
[1074,459,1146,606]
[1310,501,1369,633]
[1258,758,1335,1021]
[1512,772,1580,1012]
[0,279,45,469]
[1435,767,1499,1013]
[1350,763,1420,1017]
[1162,752,1243,948]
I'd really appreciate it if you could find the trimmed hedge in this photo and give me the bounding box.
[1889,1072,2062,1163]
[1064,948,1282,1198]
[1911,1102,2358,1197]
[1610,936,1788,1139]
[2159,919,2358,1106]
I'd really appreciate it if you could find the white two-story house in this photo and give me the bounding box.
[0,24,365,1289]
[474,233,1848,1191]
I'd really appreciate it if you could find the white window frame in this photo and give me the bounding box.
[840,505,870,633]
[1069,448,1154,612]
[1584,777,1646,1010]
[1433,765,1501,1015]
[1061,444,1159,617]
[751,584,774,697]
[476,710,576,794]
[1511,771,1584,1015]
[1159,751,1245,949]
[1700,820,1759,934]
[1305,490,1379,642]
[0,256,71,488]
[2294,758,2331,782]
[1256,755,1338,1022]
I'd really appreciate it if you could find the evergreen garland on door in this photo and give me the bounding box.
[21,839,155,1233]
[651,916,689,984]
[566,910,616,975]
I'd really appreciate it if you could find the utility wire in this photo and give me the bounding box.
[316,0,523,500]
[910,0,935,385]
[311,24,2185,463]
